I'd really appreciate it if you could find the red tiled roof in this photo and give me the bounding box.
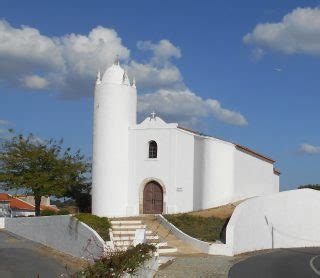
[0,193,59,211]
[273,168,281,175]
[235,144,275,164]
[0,193,34,211]
[177,126,201,135]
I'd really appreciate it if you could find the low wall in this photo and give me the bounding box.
[0,218,4,229]
[5,215,106,260]
[156,214,231,255]
[227,189,320,255]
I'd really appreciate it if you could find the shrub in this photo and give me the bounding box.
[74,213,111,241]
[57,209,69,215]
[78,244,156,277]
[41,209,56,216]
[164,214,226,242]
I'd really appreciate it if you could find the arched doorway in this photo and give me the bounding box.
[143,181,163,214]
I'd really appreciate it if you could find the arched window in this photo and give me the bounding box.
[148,141,157,158]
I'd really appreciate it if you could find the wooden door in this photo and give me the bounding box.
[143,181,163,214]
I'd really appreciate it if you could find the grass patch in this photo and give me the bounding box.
[164,214,227,242]
[74,213,111,241]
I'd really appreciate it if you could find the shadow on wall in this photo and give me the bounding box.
[219,217,230,244]
[4,215,105,260]
[226,189,320,255]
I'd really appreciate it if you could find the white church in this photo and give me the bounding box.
[92,60,280,217]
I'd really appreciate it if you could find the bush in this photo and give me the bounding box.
[78,244,156,277]
[41,209,56,216]
[74,213,111,241]
[57,209,69,215]
[164,214,226,242]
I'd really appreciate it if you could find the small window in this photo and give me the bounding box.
[149,141,157,158]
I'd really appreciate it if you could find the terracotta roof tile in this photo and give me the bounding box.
[0,193,34,211]
[235,144,275,164]
[0,193,59,211]
[273,168,281,175]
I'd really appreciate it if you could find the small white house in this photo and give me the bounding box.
[92,60,280,217]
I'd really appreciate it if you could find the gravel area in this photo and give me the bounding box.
[155,255,240,278]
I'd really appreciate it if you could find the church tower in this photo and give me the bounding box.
[92,59,137,217]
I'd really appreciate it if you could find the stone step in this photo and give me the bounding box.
[112,230,152,235]
[112,235,159,241]
[111,220,142,225]
[111,224,147,229]
[156,242,168,247]
[158,256,175,266]
[158,246,178,254]
[113,240,168,247]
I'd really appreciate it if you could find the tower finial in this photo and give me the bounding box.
[150,111,156,120]
[114,55,120,65]
[96,71,101,84]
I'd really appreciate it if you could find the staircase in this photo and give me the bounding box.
[110,218,178,255]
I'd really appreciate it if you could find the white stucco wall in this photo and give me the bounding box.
[128,119,196,215]
[196,137,235,209]
[232,148,277,202]
[11,210,35,217]
[227,189,320,255]
[127,118,279,216]
[92,65,137,217]
[5,215,106,260]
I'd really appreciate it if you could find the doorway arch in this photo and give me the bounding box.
[143,181,163,214]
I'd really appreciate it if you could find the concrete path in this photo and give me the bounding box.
[155,254,240,277]
[229,247,320,278]
[0,230,85,278]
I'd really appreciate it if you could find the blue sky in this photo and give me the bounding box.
[1,0,320,190]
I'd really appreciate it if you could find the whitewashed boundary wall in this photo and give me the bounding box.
[5,215,106,260]
[227,189,320,255]
[156,214,232,255]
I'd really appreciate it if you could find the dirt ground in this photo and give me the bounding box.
[186,200,246,219]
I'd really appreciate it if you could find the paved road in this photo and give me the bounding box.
[229,248,320,278]
[155,254,239,278]
[0,230,83,278]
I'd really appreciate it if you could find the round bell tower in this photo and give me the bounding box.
[92,59,137,217]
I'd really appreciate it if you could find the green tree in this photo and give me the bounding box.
[0,133,90,216]
[298,184,320,191]
[66,181,92,213]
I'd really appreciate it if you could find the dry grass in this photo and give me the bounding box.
[186,200,245,219]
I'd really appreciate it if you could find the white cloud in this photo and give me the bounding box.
[127,61,182,89]
[0,20,63,74]
[0,20,247,127]
[300,143,320,154]
[244,7,320,56]
[21,74,49,89]
[138,89,247,126]
[0,119,9,125]
[137,39,181,64]
[206,99,248,126]
[0,20,130,98]
[251,48,266,61]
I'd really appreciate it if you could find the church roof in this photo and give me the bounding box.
[235,144,275,164]
[273,168,281,175]
[177,125,276,164]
